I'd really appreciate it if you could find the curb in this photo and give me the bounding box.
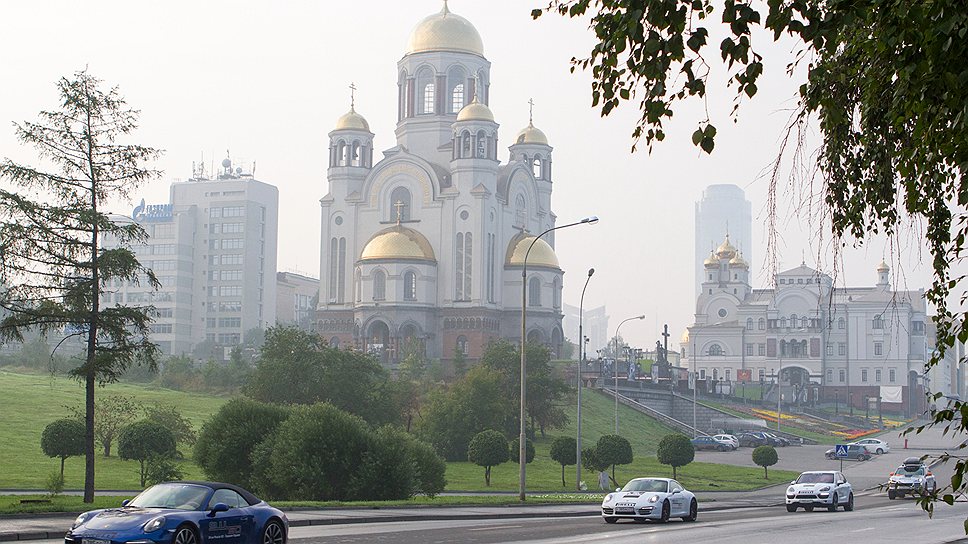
[0,500,782,541]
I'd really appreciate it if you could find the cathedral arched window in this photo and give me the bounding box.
[390,186,411,222]
[838,317,845,329]
[529,276,541,307]
[758,318,765,330]
[476,130,487,158]
[416,68,435,115]
[351,141,361,167]
[460,131,472,158]
[746,318,753,330]
[708,344,723,356]
[373,270,386,301]
[448,66,466,113]
[337,141,348,166]
[355,268,362,302]
[780,317,787,328]
[515,194,527,228]
[456,233,472,300]
[398,69,410,120]
[404,271,417,301]
[329,237,346,303]
[456,335,468,355]
[532,155,543,179]
[330,337,340,349]
[476,70,488,103]
[552,277,560,309]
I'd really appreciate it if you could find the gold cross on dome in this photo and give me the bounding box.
[394,200,405,224]
[528,98,534,125]
[349,82,357,110]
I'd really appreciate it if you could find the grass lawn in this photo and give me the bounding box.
[0,370,228,490]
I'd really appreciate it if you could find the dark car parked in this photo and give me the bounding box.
[691,436,734,451]
[762,432,791,447]
[825,444,872,461]
[737,432,768,448]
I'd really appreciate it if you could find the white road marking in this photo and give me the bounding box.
[468,525,523,532]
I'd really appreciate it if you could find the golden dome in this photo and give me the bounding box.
[406,2,484,56]
[506,235,560,269]
[715,234,737,259]
[877,260,890,272]
[729,252,749,268]
[703,252,718,268]
[680,329,690,344]
[360,225,436,262]
[334,108,369,131]
[456,100,494,122]
[514,123,548,145]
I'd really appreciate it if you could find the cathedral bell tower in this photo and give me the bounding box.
[328,86,374,197]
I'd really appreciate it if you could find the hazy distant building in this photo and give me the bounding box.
[276,271,318,331]
[316,3,564,367]
[682,235,930,415]
[695,184,752,298]
[562,303,609,358]
[103,159,279,356]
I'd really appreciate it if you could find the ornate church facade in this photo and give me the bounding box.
[316,3,564,367]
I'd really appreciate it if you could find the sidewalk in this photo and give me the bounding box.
[0,490,786,542]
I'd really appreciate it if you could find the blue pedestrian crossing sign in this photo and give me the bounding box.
[835,444,849,458]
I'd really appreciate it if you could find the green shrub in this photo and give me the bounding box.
[596,434,633,486]
[194,398,290,488]
[752,445,778,478]
[509,437,535,464]
[351,426,415,501]
[549,436,577,487]
[657,434,695,479]
[145,455,184,486]
[406,437,447,498]
[118,421,176,487]
[467,430,509,486]
[41,418,85,479]
[45,471,64,498]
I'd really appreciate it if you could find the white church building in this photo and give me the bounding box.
[316,3,564,367]
[681,235,931,414]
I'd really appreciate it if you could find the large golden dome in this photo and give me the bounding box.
[514,123,548,145]
[360,226,436,262]
[334,108,370,131]
[715,234,737,259]
[406,2,484,56]
[506,235,560,269]
[456,100,494,122]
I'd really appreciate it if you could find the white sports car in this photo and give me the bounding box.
[601,477,698,523]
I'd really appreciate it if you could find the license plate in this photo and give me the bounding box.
[615,507,634,514]
[83,539,110,544]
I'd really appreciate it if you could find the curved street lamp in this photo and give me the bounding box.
[614,314,645,434]
[576,267,594,491]
[520,215,598,501]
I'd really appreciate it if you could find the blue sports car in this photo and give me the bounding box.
[65,481,288,544]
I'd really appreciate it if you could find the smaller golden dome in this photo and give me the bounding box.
[506,235,559,269]
[335,108,370,131]
[704,252,718,268]
[729,252,749,268]
[514,123,548,145]
[715,234,737,259]
[456,100,494,122]
[877,260,889,272]
[680,329,690,344]
[360,225,435,262]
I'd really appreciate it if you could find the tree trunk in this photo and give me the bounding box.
[60,456,66,480]
[485,466,490,486]
[561,464,565,487]
[764,466,768,479]
[673,465,677,479]
[140,460,146,487]
[84,369,95,503]
[103,438,112,457]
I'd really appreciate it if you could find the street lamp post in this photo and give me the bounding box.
[576,268,594,491]
[613,314,645,434]
[520,216,598,502]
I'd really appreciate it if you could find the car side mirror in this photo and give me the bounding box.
[672,489,681,494]
[616,487,621,492]
[208,503,229,517]
[790,481,796,485]
[121,499,131,507]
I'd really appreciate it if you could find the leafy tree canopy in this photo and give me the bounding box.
[467,429,510,486]
[41,418,85,478]
[509,437,536,464]
[752,445,778,479]
[596,434,633,486]
[550,436,577,487]
[656,434,695,480]
[118,421,176,487]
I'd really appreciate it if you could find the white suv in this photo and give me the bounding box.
[786,471,854,512]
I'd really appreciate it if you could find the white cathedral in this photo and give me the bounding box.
[316,3,564,367]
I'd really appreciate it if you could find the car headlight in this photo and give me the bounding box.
[819,486,831,492]
[648,495,659,503]
[603,494,614,503]
[143,516,166,533]
[787,487,795,494]
[72,513,94,529]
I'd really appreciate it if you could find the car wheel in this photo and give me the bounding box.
[682,499,698,522]
[173,525,198,544]
[262,520,285,544]
[828,494,839,512]
[718,445,727,452]
[844,493,854,511]
[888,489,896,500]
[804,506,814,512]
[786,504,797,513]
[876,448,884,455]
[603,517,617,524]
[660,500,670,523]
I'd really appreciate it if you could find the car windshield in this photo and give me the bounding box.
[797,473,834,484]
[127,484,210,510]
[623,479,669,493]
[897,466,925,476]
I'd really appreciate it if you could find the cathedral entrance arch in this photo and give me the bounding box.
[527,329,544,344]
[367,320,391,365]
[551,327,562,358]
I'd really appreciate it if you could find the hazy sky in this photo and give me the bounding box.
[0,1,936,348]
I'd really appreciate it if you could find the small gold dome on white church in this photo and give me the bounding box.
[729,252,749,268]
[334,108,370,132]
[514,123,548,145]
[456,100,495,122]
[506,235,560,269]
[360,226,436,262]
[877,260,890,272]
[680,329,690,344]
[703,252,718,268]
[406,2,484,56]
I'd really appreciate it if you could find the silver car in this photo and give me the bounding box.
[888,457,937,499]
[601,477,698,523]
[852,438,890,454]
[786,470,854,512]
